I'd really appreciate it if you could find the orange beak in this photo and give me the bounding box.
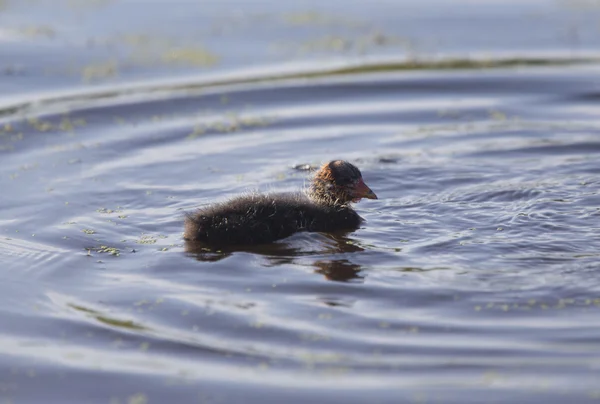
[352,178,378,201]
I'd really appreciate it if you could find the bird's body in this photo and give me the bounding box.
[184,192,362,246]
[183,160,377,247]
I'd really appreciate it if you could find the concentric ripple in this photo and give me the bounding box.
[1,59,600,403]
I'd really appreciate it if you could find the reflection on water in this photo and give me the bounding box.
[314,259,364,282]
[187,231,367,282]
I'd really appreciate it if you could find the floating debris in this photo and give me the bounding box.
[136,235,157,244]
[96,245,120,256]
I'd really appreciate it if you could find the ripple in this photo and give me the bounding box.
[2,49,600,404]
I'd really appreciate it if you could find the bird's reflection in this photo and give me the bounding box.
[313,259,364,282]
[184,231,366,282]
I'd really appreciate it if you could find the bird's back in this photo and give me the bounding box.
[184,192,362,246]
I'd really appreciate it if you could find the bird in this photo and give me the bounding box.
[183,160,377,246]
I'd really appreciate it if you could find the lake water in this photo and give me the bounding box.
[1,0,600,403]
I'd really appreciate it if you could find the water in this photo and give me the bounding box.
[1,0,600,403]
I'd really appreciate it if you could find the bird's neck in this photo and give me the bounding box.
[307,181,350,207]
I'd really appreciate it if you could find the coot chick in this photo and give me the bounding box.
[183,160,377,246]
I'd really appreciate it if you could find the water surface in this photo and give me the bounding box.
[1,0,600,403]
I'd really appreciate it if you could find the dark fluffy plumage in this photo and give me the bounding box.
[183,160,376,246]
[184,192,362,246]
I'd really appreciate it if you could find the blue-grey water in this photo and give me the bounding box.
[1,0,600,403]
